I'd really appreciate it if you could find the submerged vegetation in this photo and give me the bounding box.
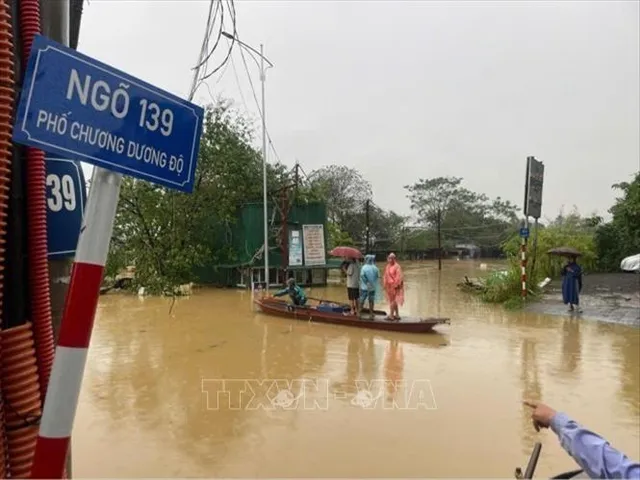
[464,172,640,308]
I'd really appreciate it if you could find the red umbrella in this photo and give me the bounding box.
[329,246,363,259]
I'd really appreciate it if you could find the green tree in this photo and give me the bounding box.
[326,222,354,250]
[307,165,372,232]
[503,214,598,280]
[305,165,405,252]
[595,173,640,270]
[368,207,406,251]
[480,208,599,307]
[405,176,519,249]
[106,99,294,293]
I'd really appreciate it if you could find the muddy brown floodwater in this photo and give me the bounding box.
[74,260,639,478]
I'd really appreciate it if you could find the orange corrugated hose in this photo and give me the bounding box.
[20,0,56,403]
[2,3,45,477]
[1,323,42,478]
[0,0,14,475]
[13,0,69,477]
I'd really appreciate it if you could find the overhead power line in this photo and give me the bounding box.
[231,35,283,164]
[190,1,284,165]
[189,0,237,101]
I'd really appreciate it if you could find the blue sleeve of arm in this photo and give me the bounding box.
[273,289,287,297]
[551,413,640,479]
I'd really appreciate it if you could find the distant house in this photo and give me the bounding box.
[454,243,480,259]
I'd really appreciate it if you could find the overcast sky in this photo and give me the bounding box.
[78,0,639,222]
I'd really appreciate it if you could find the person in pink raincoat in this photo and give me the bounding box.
[383,252,404,320]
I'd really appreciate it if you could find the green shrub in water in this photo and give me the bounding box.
[502,226,597,279]
[479,223,597,308]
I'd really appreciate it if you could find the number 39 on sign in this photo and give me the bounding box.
[45,158,87,258]
[47,172,77,212]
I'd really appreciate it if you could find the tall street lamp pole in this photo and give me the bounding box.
[222,32,273,291]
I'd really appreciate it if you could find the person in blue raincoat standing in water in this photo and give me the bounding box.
[359,254,382,319]
[561,255,583,313]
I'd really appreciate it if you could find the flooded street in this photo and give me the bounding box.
[74,261,639,478]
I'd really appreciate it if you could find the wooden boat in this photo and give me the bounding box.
[516,442,587,479]
[254,296,450,333]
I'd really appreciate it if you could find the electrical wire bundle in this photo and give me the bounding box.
[190,0,284,166]
[188,0,237,101]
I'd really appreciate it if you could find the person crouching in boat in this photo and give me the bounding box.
[274,278,307,306]
[344,256,361,315]
[383,252,404,321]
[359,254,381,319]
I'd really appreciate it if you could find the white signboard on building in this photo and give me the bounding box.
[302,224,326,266]
[289,229,303,266]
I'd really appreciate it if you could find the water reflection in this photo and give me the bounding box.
[383,339,404,403]
[74,260,640,478]
[520,337,543,453]
[560,318,581,377]
[345,332,367,388]
[88,295,334,475]
[612,330,640,418]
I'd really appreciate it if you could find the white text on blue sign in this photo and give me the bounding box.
[13,35,204,193]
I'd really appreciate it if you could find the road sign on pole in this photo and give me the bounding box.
[46,158,87,258]
[524,156,544,219]
[13,34,204,193]
[19,35,205,479]
[519,227,530,239]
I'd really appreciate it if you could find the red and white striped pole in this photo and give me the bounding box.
[30,168,123,479]
[521,218,529,299]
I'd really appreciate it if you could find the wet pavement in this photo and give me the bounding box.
[526,292,640,327]
[74,260,640,478]
[527,273,640,328]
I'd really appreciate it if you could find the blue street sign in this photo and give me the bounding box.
[13,35,204,193]
[46,158,87,258]
[520,227,530,239]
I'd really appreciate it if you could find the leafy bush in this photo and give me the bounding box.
[477,219,598,308]
[594,173,640,270]
[480,268,522,303]
[502,225,597,281]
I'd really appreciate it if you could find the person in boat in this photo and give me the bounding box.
[561,255,583,313]
[359,254,381,319]
[273,278,307,306]
[343,256,361,315]
[525,400,640,479]
[383,252,405,321]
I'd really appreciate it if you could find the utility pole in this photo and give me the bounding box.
[293,162,299,201]
[221,32,273,291]
[41,0,73,475]
[364,199,370,253]
[437,207,442,271]
[259,43,269,292]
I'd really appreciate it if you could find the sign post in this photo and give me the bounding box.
[45,158,87,258]
[521,156,545,299]
[12,35,204,479]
